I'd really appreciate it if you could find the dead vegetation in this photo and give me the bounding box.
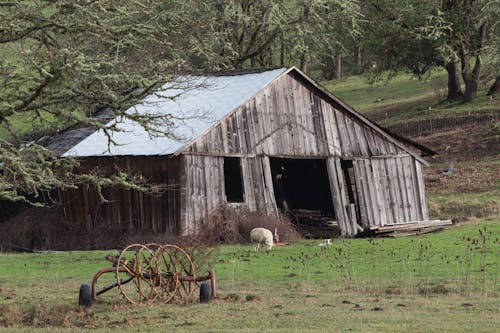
[0,207,181,252]
[0,205,300,252]
[0,304,92,328]
[193,206,301,246]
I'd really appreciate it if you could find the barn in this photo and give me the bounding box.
[60,67,434,237]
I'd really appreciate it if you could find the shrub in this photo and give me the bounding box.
[195,205,301,246]
[0,205,300,251]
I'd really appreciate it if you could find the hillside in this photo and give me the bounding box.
[324,72,499,223]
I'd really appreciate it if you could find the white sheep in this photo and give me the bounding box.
[250,227,274,251]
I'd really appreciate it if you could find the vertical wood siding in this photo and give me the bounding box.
[60,156,181,233]
[186,73,406,158]
[353,156,429,227]
[180,154,279,234]
[62,71,430,237]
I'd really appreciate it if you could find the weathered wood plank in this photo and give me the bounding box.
[370,219,452,231]
[353,120,370,156]
[386,158,403,224]
[395,157,410,222]
[362,159,381,226]
[352,160,371,228]
[379,159,396,225]
[326,158,347,235]
[402,156,417,221]
[371,158,388,226]
[415,161,429,220]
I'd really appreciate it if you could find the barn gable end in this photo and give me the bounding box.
[185,69,410,159]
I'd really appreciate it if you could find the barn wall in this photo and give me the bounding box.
[353,155,429,228]
[60,156,182,233]
[181,71,429,236]
[186,72,406,159]
[326,157,352,236]
[180,154,278,234]
[181,154,224,234]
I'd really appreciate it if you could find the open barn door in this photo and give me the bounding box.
[269,157,338,238]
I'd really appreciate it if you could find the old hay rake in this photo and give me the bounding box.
[78,243,216,306]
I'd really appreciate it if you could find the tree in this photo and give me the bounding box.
[436,0,498,102]
[0,0,197,204]
[271,0,361,79]
[360,0,463,100]
[186,0,362,77]
[186,0,288,70]
[360,0,499,103]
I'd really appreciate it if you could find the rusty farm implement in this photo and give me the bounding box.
[78,243,216,306]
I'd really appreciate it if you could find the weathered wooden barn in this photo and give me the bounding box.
[61,67,433,237]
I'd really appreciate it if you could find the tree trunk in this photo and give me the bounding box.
[300,51,308,72]
[445,61,463,101]
[250,57,257,68]
[353,46,361,74]
[335,54,342,79]
[461,54,481,103]
[459,23,485,103]
[463,77,479,102]
[279,30,285,67]
[299,2,309,72]
[487,75,500,96]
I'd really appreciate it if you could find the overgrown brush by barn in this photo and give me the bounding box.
[0,205,300,252]
[194,206,301,246]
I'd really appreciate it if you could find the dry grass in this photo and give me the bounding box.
[0,206,301,252]
[0,284,498,332]
[193,205,301,246]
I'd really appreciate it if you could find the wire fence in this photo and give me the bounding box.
[386,112,498,137]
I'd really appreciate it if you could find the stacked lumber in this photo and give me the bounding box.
[370,220,452,237]
[292,209,339,239]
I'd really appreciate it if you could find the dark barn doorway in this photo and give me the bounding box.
[269,157,337,238]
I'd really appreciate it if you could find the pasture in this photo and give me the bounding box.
[0,219,498,332]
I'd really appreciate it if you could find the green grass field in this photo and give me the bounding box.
[324,71,498,126]
[0,220,498,332]
[325,71,448,111]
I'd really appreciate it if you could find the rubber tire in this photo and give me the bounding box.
[79,283,92,307]
[199,281,212,303]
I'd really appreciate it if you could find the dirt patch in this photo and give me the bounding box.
[424,161,500,195]
[414,121,499,163]
[410,119,499,220]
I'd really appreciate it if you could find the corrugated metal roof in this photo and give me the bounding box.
[62,68,286,157]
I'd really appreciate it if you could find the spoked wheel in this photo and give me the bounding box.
[146,243,179,303]
[116,243,162,305]
[163,244,196,302]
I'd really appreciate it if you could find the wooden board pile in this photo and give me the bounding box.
[292,209,339,238]
[369,220,453,237]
